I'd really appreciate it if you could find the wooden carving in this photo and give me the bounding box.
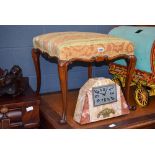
[0,65,25,97]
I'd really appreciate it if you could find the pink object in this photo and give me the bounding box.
[74,77,130,125]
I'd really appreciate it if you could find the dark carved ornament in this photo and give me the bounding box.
[0,65,25,97]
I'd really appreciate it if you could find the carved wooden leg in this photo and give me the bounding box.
[32,48,41,94]
[125,55,136,110]
[88,63,93,79]
[58,62,68,124]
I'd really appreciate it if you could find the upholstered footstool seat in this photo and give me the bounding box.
[33,32,134,61]
[32,32,136,123]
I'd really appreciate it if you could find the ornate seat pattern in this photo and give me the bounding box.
[33,32,134,61]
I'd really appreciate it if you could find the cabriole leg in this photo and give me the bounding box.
[58,62,68,124]
[125,55,136,110]
[32,48,41,95]
[88,63,93,79]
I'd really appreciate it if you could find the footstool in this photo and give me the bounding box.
[32,31,136,123]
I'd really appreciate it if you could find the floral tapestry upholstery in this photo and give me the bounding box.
[33,32,134,61]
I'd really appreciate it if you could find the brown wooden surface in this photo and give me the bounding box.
[0,78,40,129]
[40,87,155,129]
[0,79,39,105]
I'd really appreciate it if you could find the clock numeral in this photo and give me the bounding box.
[110,92,114,95]
[111,97,114,100]
[97,99,100,103]
[95,95,99,98]
[93,84,117,106]
[107,98,110,102]
[108,87,114,91]
[94,90,99,94]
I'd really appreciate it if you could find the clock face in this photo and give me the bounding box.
[92,84,117,106]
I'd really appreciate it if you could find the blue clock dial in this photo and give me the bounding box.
[92,84,117,106]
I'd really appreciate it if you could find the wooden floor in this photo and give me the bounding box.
[40,88,155,129]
